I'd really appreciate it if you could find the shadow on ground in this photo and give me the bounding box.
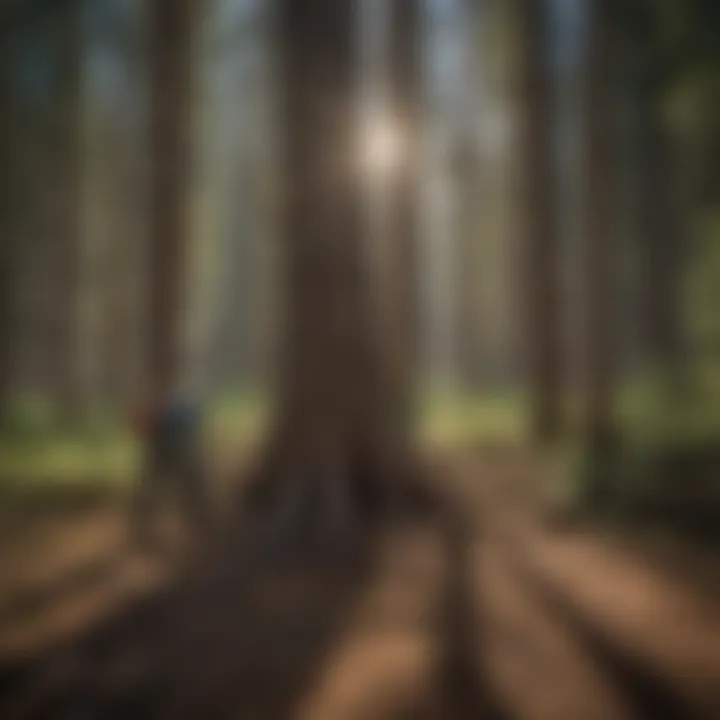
[0,512,382,719]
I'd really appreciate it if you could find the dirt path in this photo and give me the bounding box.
[1,450,718,719]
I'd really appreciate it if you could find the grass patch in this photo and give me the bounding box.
[0,435,138,493]
[416,385,526,447]
[0,390,272,498]
[206,387,273,446]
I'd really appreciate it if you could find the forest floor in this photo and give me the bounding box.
[0,445,719,719]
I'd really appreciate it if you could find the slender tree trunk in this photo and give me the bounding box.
[385,0,422,432]
[517,0,562,441]
[97,107,145,406]
[457,3,486,390]
[0,9,14,411]
[148,0,196,399]
[53,0,84,420]
[584,0,615,449]
[637,92,684,378]
[616,2,685,381]
[456,143,484,389]
[249,0,422,526]
[102,172,135,404]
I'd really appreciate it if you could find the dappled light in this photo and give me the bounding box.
[361,111,406,177]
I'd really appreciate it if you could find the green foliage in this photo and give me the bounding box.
[563,372,720,540]
[0,389,274,493]
[687,209,720,343]
[206,385,273,446]
[618,365,720,447]
[416,385,525,447]
[0,397,135,492]
[0,432,136,497]
[0,396,57,446]
[0,395,126,448]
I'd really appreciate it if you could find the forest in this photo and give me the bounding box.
[0,0,719,718]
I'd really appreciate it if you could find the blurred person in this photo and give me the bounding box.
[130,383,210,550]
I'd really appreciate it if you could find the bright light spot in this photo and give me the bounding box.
[480,111,508,155]
[361,114,404,175]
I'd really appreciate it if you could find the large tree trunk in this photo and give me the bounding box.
[148,0,196,399]
[584,0,616,450]
[248,0,422,527]
[517,0,563,442]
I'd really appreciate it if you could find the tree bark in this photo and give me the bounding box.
[517,0,563,441]
[456,141,485,389]
[148,0,198,402]
[621,1,685,380]
[101,115,144,404]
[385,0,422,432]
[148,0,196,400]
[456,3,487,390]
[52,0,84,420]
[0,7,14,411]
[637,94,684,378]
[584,0,616,448]
[248,0,423,526]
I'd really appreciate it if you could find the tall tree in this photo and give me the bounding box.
[385,0,422,433]
[517,0,562,441]
[51,0,84,419]
[619,0,720,380]
[83,1,146,408]
[0,6,15,410]
[637,105,684,376]
[628,2,685,378]
[456,0,490,389]
[248,0,422,526]
[455,133,485,389]
[584,0,615,452]
[148,0,197,400]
